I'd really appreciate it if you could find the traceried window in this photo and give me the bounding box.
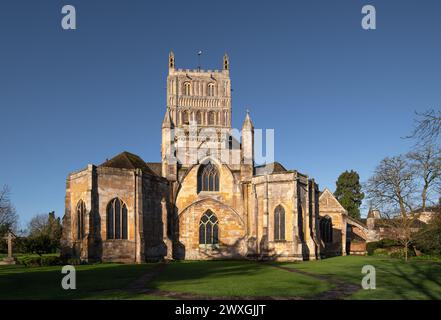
[196,111,202,125]
[184,82,191,95]
[107,198,128,240]
[274,205,285,241]
[76,200,86,240]
[320,215,333,243]
[199,210,219,246]
[208,83,215,96]
[197,162,219,192]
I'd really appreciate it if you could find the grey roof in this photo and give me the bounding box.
[99,151,157,176]
[255,162,288,176]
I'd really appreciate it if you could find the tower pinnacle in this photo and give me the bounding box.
[242,109,254,130]
[169,51,175,69]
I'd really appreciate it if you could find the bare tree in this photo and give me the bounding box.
[28,214,49,237]
[407,144,441,211]
[0,185,18,234]
[409,109,441,144]
[364,155,419,261]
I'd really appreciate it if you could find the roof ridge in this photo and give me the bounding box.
[100,151,158,176]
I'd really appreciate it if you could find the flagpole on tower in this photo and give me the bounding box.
[197,50,202,71]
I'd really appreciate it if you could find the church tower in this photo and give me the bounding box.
[162,52,233,171]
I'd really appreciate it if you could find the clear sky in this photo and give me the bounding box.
[1,0,440,228]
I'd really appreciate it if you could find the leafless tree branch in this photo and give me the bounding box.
[0,185,19,233]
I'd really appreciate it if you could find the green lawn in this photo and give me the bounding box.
[0,256,440,300]
[0,263,158,299]
[150,260,331,298]
[281,255,441,300]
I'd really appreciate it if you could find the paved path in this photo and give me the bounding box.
[271,265,360,300]
[126,263,167,294]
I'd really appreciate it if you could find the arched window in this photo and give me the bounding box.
[76,200,86,240]
[196,111,202,125]
[208,83,215,96]
[182,110,189,124]
[184,82,191,95]
[107,198,128,240]
[197,162,219,192]
[320,216,333,243]
[199,210,219,246]
[274,205,285,241]
[208,111,215,125]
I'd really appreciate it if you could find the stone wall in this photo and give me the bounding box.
[175,161,246,259]
[319,188,347,257]
[62,165,170,263]
[251,172,304,260]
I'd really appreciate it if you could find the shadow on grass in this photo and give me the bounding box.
[0,263,156,300]
[384,261,441,300]
[148,260,331,298]
[280,256,441,300]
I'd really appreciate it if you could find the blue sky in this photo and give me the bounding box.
[1,0,440,228]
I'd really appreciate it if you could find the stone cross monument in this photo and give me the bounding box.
[1,231,16,265]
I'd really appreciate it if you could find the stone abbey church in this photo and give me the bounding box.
[61,53,364,263]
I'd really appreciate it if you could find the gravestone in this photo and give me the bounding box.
[0,231,17,265]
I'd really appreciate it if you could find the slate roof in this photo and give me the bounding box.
[99,151,157,176]
[145,162,162,176]
[255,162,289,176]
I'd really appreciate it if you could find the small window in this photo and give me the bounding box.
[184,82,191,95]
[208,83,215,96]
[182,111,189,124]
[208,111,215,125]
[76,200,86,240]
[274,205,285,241]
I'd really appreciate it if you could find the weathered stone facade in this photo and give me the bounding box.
[61,53,350,263]
[319,189,369,256]
[61,157,170,263]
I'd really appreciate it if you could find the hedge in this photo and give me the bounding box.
[17,255,63,267]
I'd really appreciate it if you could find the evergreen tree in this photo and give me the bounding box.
[27,211,62,253]
[334,170,365,219]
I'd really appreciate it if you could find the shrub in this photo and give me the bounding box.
[390,249,416,259]
[367,239,400,256]
[17,256,41,267]
[373,248,388,256]
[367,242,378,256]
[17,254,62,267]
[41,255,62,266]
[66,258,82,265]
[378,238,399,248]
[414,213,441,256]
